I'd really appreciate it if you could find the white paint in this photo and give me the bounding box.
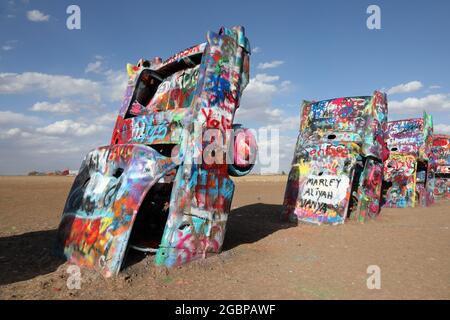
[85,172,114,199]
[301,174,350,205]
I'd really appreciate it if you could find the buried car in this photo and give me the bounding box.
[430,135,450,199]
[56,26,257,277]
[382,112,434,208]
[282,91,388,225]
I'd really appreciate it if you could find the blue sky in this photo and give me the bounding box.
[1,0,449,174]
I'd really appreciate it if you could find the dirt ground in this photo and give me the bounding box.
[0,175,449,300]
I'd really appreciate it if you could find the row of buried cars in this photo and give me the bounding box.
[282,94,450,226]
[55,26,450,277]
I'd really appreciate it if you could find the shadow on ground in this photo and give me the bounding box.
[0,204,294,284]
[122,203,295,270]
[0,229,65,286]
[223,203,296,250]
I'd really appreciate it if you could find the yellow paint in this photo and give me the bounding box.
[100,217,113,234]
[296,159,310,176]
[126,63,137,77]
[328,210,337,218]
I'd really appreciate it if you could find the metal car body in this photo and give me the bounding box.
[430,135,450,199]
[282,91,388,225]
[382,112,434,207]
[56,26,256,277]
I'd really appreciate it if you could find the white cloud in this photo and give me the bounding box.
[0,112,114,174]
[260,115,299,131]
[429,85,441,90]
[434,124,450,135]
[37,146,82,154]
[0,72,101,101]
[257,60,284,70]
[103,69,128,102]
[236,72,298,149]
[2,40,18,51]
[239,74,291,110]
[389,93,450,114]
[85,60,103,74]
[95,112,117,126]
[36,119,107,137]
[240,74,280,101]
[280,80,292,91]
[26,10,50,22]
[265,108,283,118]
[253,73,279,83]
[252,46,261,53]
[30,100,80,113]
[387,80,423,95]
[0,127,32,139]
[0,110,40,125]
[0,66,129,105]
[83,55,127,100]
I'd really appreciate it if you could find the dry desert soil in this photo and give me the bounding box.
[0,175,449,299]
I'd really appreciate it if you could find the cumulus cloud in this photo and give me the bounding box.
[0,115,114,172]
[237,74,278,120]
[85,60,103,74]
[0,127,32,139]
[434,124,450,135]
[26,10,50,22]
[387,80,423,95]
[260,115,299,131]
[95,112,117,126]
[0,72,101,101]
[257,60,284,70]
[0,110,40,125]
[245,74,279,94]
[30,100,99,114]
[37,146,82,155]
[0,125,110,174]
[36,119,107,137]
[237,73,295,126]
[238,73,291,112]
[389,93,450,114]
[0,61,125,174]
[0,66,129,105]
[103,69,128,102]
[31,101,76,113]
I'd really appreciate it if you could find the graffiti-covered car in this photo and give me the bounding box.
[282,91,388,225]
[56,26,257,277]
[430,135,450,199]
[382,112,434,207]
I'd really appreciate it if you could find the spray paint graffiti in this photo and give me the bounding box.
[430,135,450,199]
[56,26,257,277]
[282,91,388,225]
[382,112,434,207]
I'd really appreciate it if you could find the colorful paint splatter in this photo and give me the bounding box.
[282,91,388,225]
[430,135,450,199]
[56,26,256,277]
[382,112,435,208]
